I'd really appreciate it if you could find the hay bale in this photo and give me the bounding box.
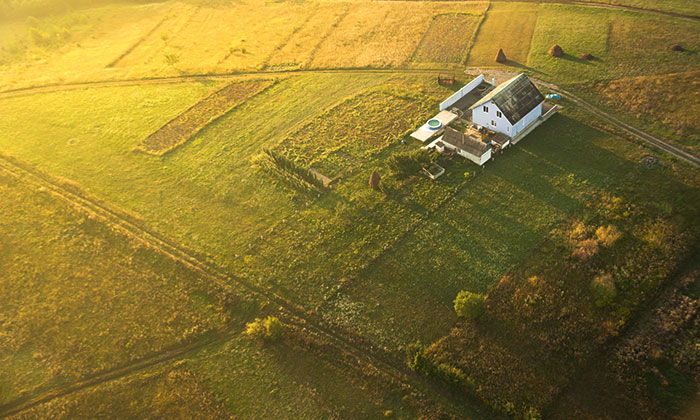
[581,53,594,60]
[369,170,381,190]
[669,43,685,52]
[548,44,564,58]
[495,48,507,63]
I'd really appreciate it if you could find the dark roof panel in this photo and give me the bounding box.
[442,127,490,157]
[470,74,544,125]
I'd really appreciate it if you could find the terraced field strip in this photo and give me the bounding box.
[467,2,539,66]
[0,154,498,420]
[137,79,275,155]
[412,13,481,63]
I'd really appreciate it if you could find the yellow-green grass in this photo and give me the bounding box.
[267,3,350,69]
[578,70,700,155]
[0,2,172,90]
[527,5,611,82]
[7,364,234,420]
[0,73,396,307]
[468,2,539,66]
[576,0,700,16]
[319,110,700,348]
[0,166,240,407]
[412,13,480,63]
[138,79,275,155]
[8,331,425,420]
[607,12,700,78]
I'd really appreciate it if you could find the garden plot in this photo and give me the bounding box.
[277,90,434,178]
[412,13,481,63]
[468,2,539,66]
[138,79,274,155]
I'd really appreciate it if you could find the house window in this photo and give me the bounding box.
[491,120,496,126]
[506,126,510,132]
[483,106,488,113]
[496,111,502,118]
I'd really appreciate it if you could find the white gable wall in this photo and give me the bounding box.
[471,101,514,137]
[471,101,543,138]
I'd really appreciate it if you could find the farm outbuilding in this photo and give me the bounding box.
[469,73,545,140]
[437,127,492,166]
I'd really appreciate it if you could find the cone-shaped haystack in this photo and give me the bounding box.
[581,53,594,60]
[548,44,564,57]
[669,43,684,52]
[495,48,507,63]
[369,170,381,190]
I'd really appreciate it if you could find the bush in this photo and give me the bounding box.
[524,406,541,420]
[595,225,621,247]
[387,149,431,179]
[453,290,485,320]
[590,273,617,307]
[406,342,469,390]
[245,316,283,342]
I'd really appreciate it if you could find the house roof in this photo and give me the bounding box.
[470,73,544,125]
[442,127,490,157]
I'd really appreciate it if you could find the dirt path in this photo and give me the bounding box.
[0,154,498,420]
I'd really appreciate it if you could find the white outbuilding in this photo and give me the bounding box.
[470,73,545,140]
[436,127,492,166]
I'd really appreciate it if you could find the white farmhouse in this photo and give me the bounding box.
[470,73,545,139]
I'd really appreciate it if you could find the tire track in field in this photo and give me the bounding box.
[106,15,169,68]
[0,155,499,420]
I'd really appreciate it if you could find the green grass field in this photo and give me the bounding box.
[1,1,699,418]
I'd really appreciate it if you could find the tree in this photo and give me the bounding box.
[245,316,283,342]
[453,290,485,320]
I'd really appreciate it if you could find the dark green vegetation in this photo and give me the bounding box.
[1,0,699,418]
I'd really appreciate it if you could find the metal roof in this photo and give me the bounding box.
[442,127,490,157]
[470,73,544,125]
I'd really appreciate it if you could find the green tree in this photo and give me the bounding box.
[453,290,485,320]
[245,315,284,342]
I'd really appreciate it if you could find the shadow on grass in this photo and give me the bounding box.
[502,59,548,76]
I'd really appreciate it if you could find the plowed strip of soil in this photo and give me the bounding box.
[138,79,274,155]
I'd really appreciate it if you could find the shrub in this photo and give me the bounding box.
[524,406,541,420]
[406,342,469,390]
[591,273,617,307]
[595,225,622,247]
[163,53,180,66]
[245,316,283,342]
[387,149,431,179]
[453,290,485,320]
[573,238,599,260]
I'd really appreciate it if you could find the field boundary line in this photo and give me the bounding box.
[462,0,490,66]
[0,154,500,420]
[106,15,169,68]
[305,4,352,68]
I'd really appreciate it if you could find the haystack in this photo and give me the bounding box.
[581,53,594,60]
[548,44,564,58]
[369,170,381,190]
[669,44,685,52]
[495,48,507,63]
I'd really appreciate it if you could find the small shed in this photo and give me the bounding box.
[438,127,492,166]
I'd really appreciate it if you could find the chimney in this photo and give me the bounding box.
[492,77,495,86]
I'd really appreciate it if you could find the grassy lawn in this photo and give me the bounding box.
[318,108,700,348]
[0,164,240,408]
[468,2,539,66]
[527,5,611,82]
